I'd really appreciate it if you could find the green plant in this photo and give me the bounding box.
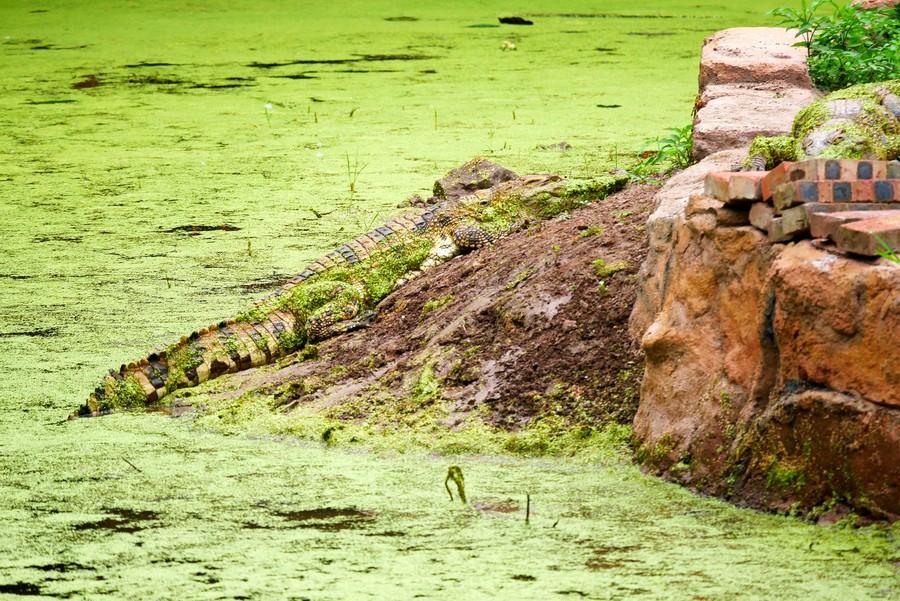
[345,151,368,194]
[631,124,694,177]
[421,294,454,316]
[771,1,900,90]
[579,225,604,238]
[592,258,628,278]
[770,0,830,57]
[875,235,900,264]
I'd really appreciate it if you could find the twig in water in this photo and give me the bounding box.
[308,208,335,219]
[445,466,467,504]
[526,493,531,524]
[552,518,560,528]
[122,457,143,473]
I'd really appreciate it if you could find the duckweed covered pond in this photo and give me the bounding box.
[1,1,898,598]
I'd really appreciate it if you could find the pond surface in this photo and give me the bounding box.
[1,1,898,599]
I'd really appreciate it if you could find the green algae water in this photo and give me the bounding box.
[0,1,897,598]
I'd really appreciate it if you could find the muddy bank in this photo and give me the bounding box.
[173,185,655,437]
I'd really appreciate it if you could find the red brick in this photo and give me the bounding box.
[773,181,830,211]
[889,160,900,179]
[809,209,900,239]
[768,217,793,243]
[832,214,900,256]
[856,160,888,180]
[874,180,900,202]
[850,180,875,202]
[703,171,765,202]
[762,159,832,200]
[749,202,775,231]
[761,159,895,199]
[762,161,800,200]
[821,159,859,181]
[781,205,810,236]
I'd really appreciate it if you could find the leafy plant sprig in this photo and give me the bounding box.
[771,1,900,90]
[875,235,900,265]
[630,124,694,179]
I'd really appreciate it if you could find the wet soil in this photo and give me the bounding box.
[187,185,654,429]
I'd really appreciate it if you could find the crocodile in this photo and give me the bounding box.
[745,80,900,170]
[77,159,625,416]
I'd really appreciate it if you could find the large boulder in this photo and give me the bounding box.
[632,203,900,518]
[692,28,819,160]
[632,27,900,520]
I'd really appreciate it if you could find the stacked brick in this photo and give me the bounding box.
[703,159,900,256]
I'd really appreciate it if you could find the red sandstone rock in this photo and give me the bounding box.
[630,149,748,340]
[631,24,900,522]
[693,84,819,160]
[853,0,899,8]
[698,28,814,89]
[692,29,818,160]
[632,220,900,518]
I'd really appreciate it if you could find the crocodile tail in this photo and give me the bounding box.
[80,310,301,416]
[78,198,454,417]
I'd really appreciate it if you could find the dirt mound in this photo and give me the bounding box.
[180,185,656,430]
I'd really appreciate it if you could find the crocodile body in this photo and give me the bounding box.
[746,80,900,170]
[78,160,582,416]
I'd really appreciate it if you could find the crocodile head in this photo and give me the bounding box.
[802,127,852,157]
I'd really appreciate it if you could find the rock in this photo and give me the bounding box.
[629,148,747,340]
[698,28,814,89]
[853,0,899,8]
[749,202,775,230]
[498,16,533,25]
[432,158,518,201]
[632,25,900,520]
[686,194,749,226]
[632,213,900,518]
[692,29,818,160]
[693,83,819,160]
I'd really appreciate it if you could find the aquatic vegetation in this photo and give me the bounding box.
[3,1,898,598]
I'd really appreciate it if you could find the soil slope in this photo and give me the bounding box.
[177,185,656,432]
